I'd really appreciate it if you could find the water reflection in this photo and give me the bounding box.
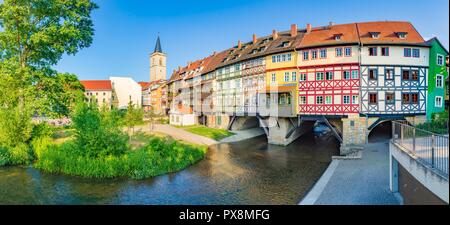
[0,131,339,205]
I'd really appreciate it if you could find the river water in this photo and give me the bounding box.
[0,131,339,205]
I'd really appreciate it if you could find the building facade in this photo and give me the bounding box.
[425,38,448,120]
[165,21,434,148]
[110,76,142,109]
[80,80,115,109]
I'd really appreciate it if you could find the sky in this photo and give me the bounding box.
[53,0,450,82]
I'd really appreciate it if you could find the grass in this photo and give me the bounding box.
[176,125,234,141]
[33,133,207,179]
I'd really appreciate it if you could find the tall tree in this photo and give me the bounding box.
[0,0,97,148]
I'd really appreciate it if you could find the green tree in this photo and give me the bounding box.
[124,101,144,141]
[0,0,98,164]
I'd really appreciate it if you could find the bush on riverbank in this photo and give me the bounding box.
[34,135,206,179]
[32,104,206,179]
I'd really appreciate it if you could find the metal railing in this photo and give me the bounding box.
[392,121,449,177]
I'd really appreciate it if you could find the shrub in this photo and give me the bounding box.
[8,143,33,165]
[71,103,128,157]
[35,135,206,179]
[0,146,10,166]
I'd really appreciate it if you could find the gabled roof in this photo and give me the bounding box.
[424,37,449,54]
[356,21,425,45]
[297,23,359,48]
[217,30,305,68]
[80,80,112,91]
[138,82,150,90]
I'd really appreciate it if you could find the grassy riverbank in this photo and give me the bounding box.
[34,133,207,179]
[176,125,234,141]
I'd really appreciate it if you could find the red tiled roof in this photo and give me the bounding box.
[297,21,424,48]
[298,23,359,48]
[356,21,424,44]
[80,80,112,91]
[138,82,150,90]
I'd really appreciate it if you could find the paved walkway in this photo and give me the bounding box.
[300,141,400,205]
[136,124,218,146]
[220,128,265,143]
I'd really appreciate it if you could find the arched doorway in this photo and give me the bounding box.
[368,120,393,143]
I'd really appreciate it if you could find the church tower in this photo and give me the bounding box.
[150,36,166,81]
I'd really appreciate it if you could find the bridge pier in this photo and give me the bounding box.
[266,117,313,146]
[229,116,259,131]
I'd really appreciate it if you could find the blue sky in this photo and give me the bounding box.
[54,0,449,82]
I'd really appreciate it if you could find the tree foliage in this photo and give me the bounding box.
[0,0,97,165]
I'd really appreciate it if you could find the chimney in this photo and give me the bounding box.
[306,23,312,34]
[178,66,182,71]
[252,34,257,44]
[329,21,335,27]
[187,61,191,67]
[290,24,298,37]
[238,40,242,49]
[212,51,217,56]
[272,30,278,40]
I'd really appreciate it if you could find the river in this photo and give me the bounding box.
[0,131,339,205]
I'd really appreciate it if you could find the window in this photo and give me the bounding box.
[369,69,378,80]
[320,49,327,58]
[343,71,351,80]
[287,53,292,61]
[436,75,443,88]
[276,55,281,62]
[325,96,332,104]
[369,47,377,56]
[404,48,411,57]
[402,70,410,80]
[369,93,377,104]
[385,69,394,80]
[411,93,418,104]
[284,72,290,82]
[352,95,359,104]
[412,49,420,58]
[273,53,291,63]
[402,93,419,104]
[300,73,307,81]
[411,70,418,80]
[299,96,306,104]
[303,51,309,60]
[437,54,444,66]
[282,54,286,62]
[316,96,323,104]
[381,47,389,56]
[312,50,318,59]
[345,47,352,56]
[291,72,297,82]
[343,95,350,104]
[336,48,343,57]
[386,93,395,104]
[352,70,359,79]
[271,73,276,83]
[272,56,276,63]
[325,72,333,80]
[316,72,324,81]
[435,96,443,107]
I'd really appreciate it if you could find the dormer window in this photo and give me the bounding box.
[333,33,343,41]
[396,32,408,39]
[369,32,380,39]
[250,49,258,54]
[280,41,290,47]
[259,46,266,52]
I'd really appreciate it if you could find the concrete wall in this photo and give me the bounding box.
[390,141,449,204]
